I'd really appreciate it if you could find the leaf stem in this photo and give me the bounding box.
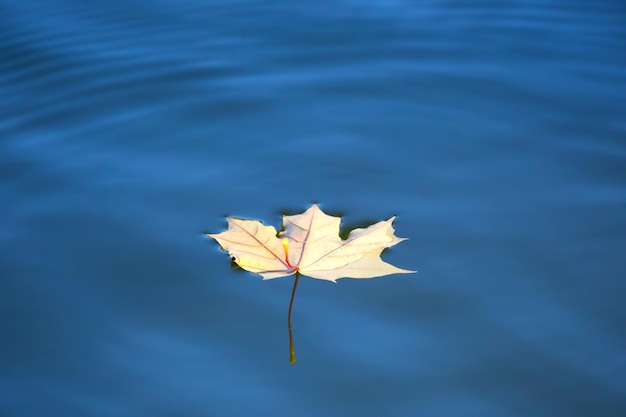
[288,271,300,364]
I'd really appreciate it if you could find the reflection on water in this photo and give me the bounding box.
[2,0,625,416]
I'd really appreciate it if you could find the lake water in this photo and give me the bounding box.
[2,1,625,416]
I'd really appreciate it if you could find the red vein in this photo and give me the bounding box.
[295,208,316,266]
[231,221,290,269]
[302,220,389,270]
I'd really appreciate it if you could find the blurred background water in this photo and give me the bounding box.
[2,0,626,416]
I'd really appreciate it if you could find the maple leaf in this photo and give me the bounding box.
[207,204,414,281]
[206,204,415,363]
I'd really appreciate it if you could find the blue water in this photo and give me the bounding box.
[2,1,626,416]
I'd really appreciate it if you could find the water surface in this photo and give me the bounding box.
[2,1,626,416]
